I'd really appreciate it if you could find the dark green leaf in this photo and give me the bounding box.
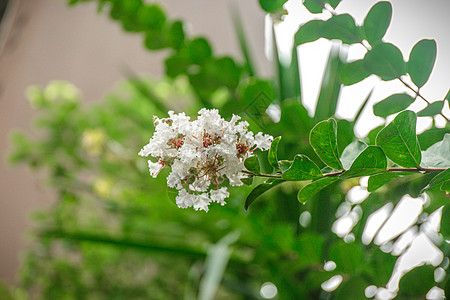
[259,0,287,13]
[367,249,397,286]
[367,172,413,192]
[322,14,362,44]
[408,39,437,88]
[340,140,367,170]
[421,134,450,168]
[398,265,435,298]
[441,205,450,239]
[314,44,342,123]
[334,277,367,300]
[418,125,450,150]
[268,136,282,169]
[244,180,283,210]
[373,93,415,118]
[376,110,421,168]
[328,241,364,274]
[364,43,406,81]
[336,119,354,156]
[282,154,323,181]
[310,118,343,170]
[295,20,325,45]
[424,168,450,191]
[297,177,339,204]
[340,146,387,179]
[363,1,392,46]
[244,156,261,174]
[241,176,253,186]
[339,59,371,86]
[417,101,444,117]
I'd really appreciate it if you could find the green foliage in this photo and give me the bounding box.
[340,146,387,179]
[244,156,261,174]
[363,1,392,46]
[373,93,415,118]
[309,119,343,170]
[408,39,437,88]
[364,43,407,81]
[282,154,323,180]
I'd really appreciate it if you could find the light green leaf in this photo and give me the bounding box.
[364,43,406,81]
[421,134,450,168]
[418,125,450,150]
[282,154,323,181]
[297,177,339,204]
[268,136,281,169]
[244,156,260,174]
[417,101,444,117]
[310,118,343,170]
[303,0,341,13]
[339,59,371,86]
[244,180,284,210]
[376,110,421,168]
[340,140,368,170]
[367,172,413,192]
[408,39,437,88]
[373,93,415,118]
[258,0,287,13]
[295,20,325,45]
[340,146,387,179]
[363,1,392,46]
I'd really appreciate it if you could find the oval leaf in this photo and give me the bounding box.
[244,156,260,174]
[310,119,343,170]
[303,0,342,14]
[259,0,287,13]
[376,110,421,168]
[417,100,444,117]
[295,19,325,46]
[340,146,387,179]
[322,14,362,44]
[423,168,450,191]
[363,1,392,46]
[373,93,415,118]
[297,177,339,204]
[367,172,413,192]
[339,59,371,86]
[244,180,283,210]
[364,43,406,81]
[282,154,323,181]
[268,136,281,169]
[408,39,437,88]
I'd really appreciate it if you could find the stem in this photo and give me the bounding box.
[242,167,446,180]
[398,77,450,122]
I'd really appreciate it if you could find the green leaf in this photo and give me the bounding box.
[340,140,367,170]
[328,241,364,274]
[417,100,444,117]
[137,4,166,30]
[310,118,343,170]
[421,134,450,168]
[367,249,398,286]
[295,20,325,45]
[364,43,407,81]
[340,146,387,179]
[244,156,261,174]
[268,136,281,169]
[334,277,367,300]
[418,125,450,150]
[187,38,212,65]
[241,176,253,186]
[297,177,339,204]
[294,233,326,267]
[339,59,371,86]
[363,1,392,46]
[398,265,435,298]
[408,39,437,88]
[282,154,323,181]
[367,172,413,192]
[279,160,293,173]
[244,180,284,210]
[424,168,450,191]
[303,0,341,14]
[376,110,421,168]
[322,14,362,44]
[337,119,354,156]
[373,93,415,118]
[314,44,342,123]
[259,0,287,13]
[441,205,450,238]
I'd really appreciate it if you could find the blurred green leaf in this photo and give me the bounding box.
[244,180,283,210]
[232,8,256,76]
[367,248,397,286]
[398,265,435,298]
[303,0,341,14]
[364,43,406,81]
[340,140,367,170]
[339,59,371,86]
[376,110,421,168]
[295,20,325,45]
[268,136,282,169]
[322,14,362,44]
[367,172,412,192]
[417,100,444,117]
[421,134,450,168]
[310,118,343,170]
[334,276,367,300]
[137,4,166,30]
[424,168,450,191]
[363,1,392,46]
[418,125,450,150]
[258,0,287,13]
[340,146,387,179]
[373,93,415,118]
[187,38,212,65]
[336,119,354,156]
[244,156,261,174]
[408,39,437,88]
[297,177,339,204]
[441,205,450,239]
[294,232,325,268]
[328,241,364,274]
[282,154,323,181]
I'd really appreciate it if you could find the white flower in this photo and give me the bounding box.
[139,108,273,212]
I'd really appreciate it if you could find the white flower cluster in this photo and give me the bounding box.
[139,108,273,212]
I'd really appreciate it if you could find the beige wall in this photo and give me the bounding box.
[0,0,267,283]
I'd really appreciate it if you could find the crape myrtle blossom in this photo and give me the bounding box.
[139,108,273,212]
